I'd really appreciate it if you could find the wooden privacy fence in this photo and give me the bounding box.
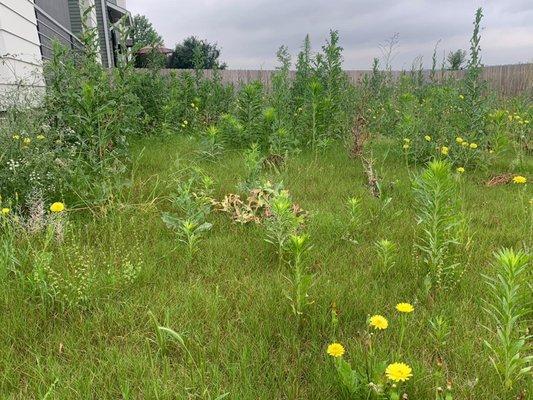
[157,64,533,97]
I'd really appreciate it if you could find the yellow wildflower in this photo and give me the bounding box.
[23,138,31,145]
[456,167,465,174]
[395,303,414,313]
[403,144,410,150]
[469,143,478,149]
[441,146,449,156]
[12,134,20,140]
[50,202,65,213]
[36,135,45,140]
[326,343,345,358]
[461,141,469,147]
[403,138,411,143]
[459,95,464,100]
[455,137,463,144]
[424,135,431,142]
[369,315,389,330]
[1,208,10,215]
[386,362,413,382]
[513,176,527,184]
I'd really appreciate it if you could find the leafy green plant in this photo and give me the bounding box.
[264,190,304,268]
[238,143,264,192]
[375,239,397,272]
[429,315,451,353]
[285,234,314,320]
[482,248,531,394]
[412,160,466,293]
[161,216,212,262]
[161,168,214,262]
[0,211,18,280]
[198,125,225,160]
[463,8,488,140]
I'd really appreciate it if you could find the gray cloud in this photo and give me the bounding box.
[127,0,533,69]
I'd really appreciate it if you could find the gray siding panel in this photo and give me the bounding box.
[34,0,83,60]
[68,0,82,37]
[35,0,71,30]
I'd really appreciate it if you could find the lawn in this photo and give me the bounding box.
[1,135,530,399]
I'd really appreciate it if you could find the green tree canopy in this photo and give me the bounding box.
[132,14,163,49]
[167,36,227,69]
[447,49,467,70]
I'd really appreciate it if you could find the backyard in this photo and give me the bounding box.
[0,8,532,400]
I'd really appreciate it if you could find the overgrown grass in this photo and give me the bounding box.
[0,135,530,399]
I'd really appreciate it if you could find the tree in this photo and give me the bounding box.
[447,49,466,70]
[132,15,164,68]
[132,14,163,49]
[167,36,226,69]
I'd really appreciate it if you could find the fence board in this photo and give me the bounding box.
[156,64,533,96]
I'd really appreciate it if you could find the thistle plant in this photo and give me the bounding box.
[412,160,466,293]
[285,234,314,321]
[264,190,303,268]
[375,239,397,272]
[482,248,531,394]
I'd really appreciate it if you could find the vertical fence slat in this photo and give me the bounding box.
[155,64,532,96]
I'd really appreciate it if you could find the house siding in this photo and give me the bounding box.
[68,0,83,36]
[34,0,81,59]
[0,0,45,109]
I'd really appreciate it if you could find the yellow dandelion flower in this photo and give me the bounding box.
[461,141,469,147]
[1,208,10,215]
[403,144,410,150]
[326,343,345,358]
[12,134,20,140]
[403,138,411,143]
[369,315,389,330]
[23,138,31,145]
[459,95,464,100]
[424,135,431,142]
[513,175,527,184]
[386,362,413,382]
[441,146,449,156]
[469,143,478,149]
[50,202,65,213]
[395,303,414,313]
[36,135,45,140]
[456,167,465,174]
[455,137,463,144]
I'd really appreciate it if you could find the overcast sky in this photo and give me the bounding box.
[126,0,533,70]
